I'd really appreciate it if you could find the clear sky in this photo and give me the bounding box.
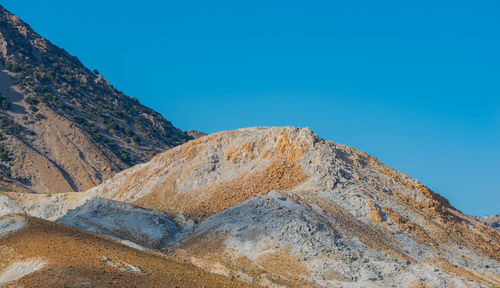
[2,1,499,216]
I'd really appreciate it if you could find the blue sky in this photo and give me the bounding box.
[3,1,499,216]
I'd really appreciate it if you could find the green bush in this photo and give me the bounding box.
[24,96,39,105]
[0,144,9,161]
[131,135,141,145]
[10,123,22,136]
[4,61,21,72]
[0,93,10,110]
[72,115,87,125]
[118,148,134,165]
[33,113,44,121]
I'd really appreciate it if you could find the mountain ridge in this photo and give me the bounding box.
[1,126,498,287]
[0,5,192,193]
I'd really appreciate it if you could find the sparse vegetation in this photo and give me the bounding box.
[1,45,188,163]
[0,116,22,136]
[0,7,191,195]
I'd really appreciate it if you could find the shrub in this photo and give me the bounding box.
[0,145,9,161]
[33,113,44,121]
[73,115,87,125]
[131,135,141,145]
[4,61,21,72]
[10,123,22,136]
[118,148,134,165]
[24,96,39,105]
[0,93,10,110]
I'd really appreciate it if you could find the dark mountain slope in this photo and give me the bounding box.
[0,5,191,193]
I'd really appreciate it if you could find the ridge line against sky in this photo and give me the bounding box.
[2,1,499,216]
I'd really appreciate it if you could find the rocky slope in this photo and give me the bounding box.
[474,214,500,232]
[0,5,191,193]
[1,127,499,287]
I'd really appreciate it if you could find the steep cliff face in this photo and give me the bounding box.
[0,6,191,193]
[2,127,498,287]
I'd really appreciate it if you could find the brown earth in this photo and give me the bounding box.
[0,215,258,288]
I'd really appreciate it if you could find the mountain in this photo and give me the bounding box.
[474,214,500,232]
[0,5,191,193]
[2,127,499,287]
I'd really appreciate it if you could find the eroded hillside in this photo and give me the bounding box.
[1,127,499,287]
[0,214,255,287]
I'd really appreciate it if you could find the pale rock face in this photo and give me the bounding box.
[0,215,26,237]
[57,198,180,248]
[0,127,499,287]
[0,261,45,286]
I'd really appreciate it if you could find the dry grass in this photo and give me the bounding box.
[0,215,258,288]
